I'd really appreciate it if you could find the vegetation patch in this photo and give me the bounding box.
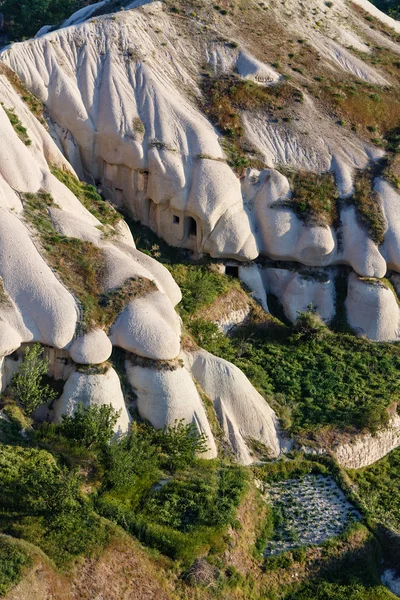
[169,264,238,318]
[22,190,106,332]
[316,77,400,140]
[0,536,32,596]
[51,166,121,227]
[201,74,302,174]
[98,429,248,563]
[274,171,339,226]
[0,63,45,124]
[349,170,387,245]
[383,127,400,189]
[1,104,31,145]
[22,192,147,332]
[348,447,400,533]
[0,443,112,567]
[188,312,400,436]
[10,344,57,415]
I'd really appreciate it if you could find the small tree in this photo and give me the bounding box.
[156,420,209,472]
[10,344,57,415]
[59,403,120,449]
[291,308,327,342]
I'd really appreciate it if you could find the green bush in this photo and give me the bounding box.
[264,551,293,570]
[0,537,31,596]
[285,582,394,600]
[59,403,120,449]
[10,344,57,415]
[155,420,209,471]
[0,444,110,566]
[168,265,234,317]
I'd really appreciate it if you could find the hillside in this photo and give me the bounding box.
[0,0,399,598]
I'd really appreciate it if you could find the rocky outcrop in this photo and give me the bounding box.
[183,350,282,464]
[332,415,400,469]
[3,1,400,340]
[0,67,281,461]
[125,359,218,458]
[53,368,131,437]
[69,329,112,365]
[0,0,398,464]
[345,274,400,341]
[110,292,181,359]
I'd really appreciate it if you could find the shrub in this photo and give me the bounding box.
[264,551,293,570]
[59,403,121,449]
[101,424,161,495]
[10,344,57,415]
[0,444,110,566]
[156,420,209,472]
[291,310,328,342]
[0,538,31,596]
[168,265,235,318]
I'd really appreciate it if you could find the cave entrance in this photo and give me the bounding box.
[225,265,239,278]
[187,216,197,237]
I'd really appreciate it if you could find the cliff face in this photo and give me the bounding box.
[0,0,399,464]
[332,415,400,469]
[0,57,281,464]
[2,0,400,341]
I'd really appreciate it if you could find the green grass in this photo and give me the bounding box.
[348,447,400,533]
[1,104,31,146]
[51,167,121,227]
[0,536,32,596]
[22,191,152,332]
[274,171,339,226]
[350,171,387,245]
[188,314,400,436]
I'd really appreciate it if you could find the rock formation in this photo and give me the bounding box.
[0,0,399,460]
[2,0,400,340]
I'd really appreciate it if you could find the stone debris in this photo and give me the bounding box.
[263,475,361,555]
